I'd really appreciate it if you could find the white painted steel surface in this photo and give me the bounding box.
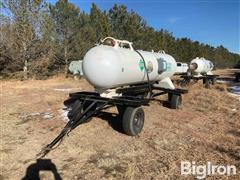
[83,38,177,89]
[190,57,214,74]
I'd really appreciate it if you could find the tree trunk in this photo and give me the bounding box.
[64,46,68,78]
[23,42,28,80]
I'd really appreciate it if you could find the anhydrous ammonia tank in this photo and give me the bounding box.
[175,62,189,74]
[190,57,214,75]
[69,60,83,75]
[83,37,177,90]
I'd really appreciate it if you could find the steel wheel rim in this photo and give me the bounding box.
[133,111,143,130]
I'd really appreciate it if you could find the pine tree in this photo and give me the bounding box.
[90,3,110,40]
[50,0,80,76]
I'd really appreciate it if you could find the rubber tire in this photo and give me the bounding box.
[122,106,144,136]
[67,100,83,122]
[170,94,182,109]
[204,79,210,88]
[212,77,216,85]
[117,105,126,116]
[236,74,240,82]
[168,93,172,102]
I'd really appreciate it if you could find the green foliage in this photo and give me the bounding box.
[90,3,110,39]
[49,0,80,70]
[0,1,239,79]
[0,0,52,75]
[235,60,240,68]
[108,4,146,43]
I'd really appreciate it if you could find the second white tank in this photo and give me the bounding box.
[190,57,214,75]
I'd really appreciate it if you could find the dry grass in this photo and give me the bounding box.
[183,83,239,113]
[0,77,240,179]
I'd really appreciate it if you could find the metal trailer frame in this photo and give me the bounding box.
[180,74,219,88]
[37,83,187,158]
[235,72,240,82]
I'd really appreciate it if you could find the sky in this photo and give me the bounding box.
[47,0,240,54]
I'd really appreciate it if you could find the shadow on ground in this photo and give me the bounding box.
[22,159,62,180]
[96,111,124,134]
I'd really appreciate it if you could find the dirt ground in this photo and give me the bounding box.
[1,73,240,180]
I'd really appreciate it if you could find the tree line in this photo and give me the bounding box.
[0,0,239,79]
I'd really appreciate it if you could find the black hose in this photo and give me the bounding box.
[135,50,152,101]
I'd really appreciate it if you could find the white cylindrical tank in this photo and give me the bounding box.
[175,62,189,74]
[83,37,177,90]
[190,57,214,74]
[69,60,83,76]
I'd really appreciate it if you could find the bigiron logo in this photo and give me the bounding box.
[181,161,237,179]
